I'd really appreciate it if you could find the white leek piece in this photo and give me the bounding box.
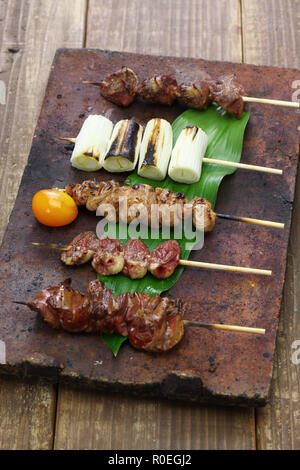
[71,115,113,171]
[168,126,208,184]
[103,119,143,172]
[138,118,173,181]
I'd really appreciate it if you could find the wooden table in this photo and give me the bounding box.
[0,0,299,450]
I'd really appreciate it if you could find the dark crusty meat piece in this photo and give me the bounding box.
[100,67,140,107]
[85,280,119,334]
[120,293,186,352]
[148,240,181,279]
[177,80,212,109]
[91,237,124,276]
[191,197,217,232]
[122,239,150,279]
[26,279,189,353]
[139,74,179,106]
[27,279,90,333]
[61,231,100,266]
[209,74,246,119]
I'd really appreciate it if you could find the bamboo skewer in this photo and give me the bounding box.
[183,320,265,335]
[83,81,300,109]
[242,96,300,109]
[59,137,282,175]
[12,301,265,336]
[215,212,285,229]
[31,243,272,276]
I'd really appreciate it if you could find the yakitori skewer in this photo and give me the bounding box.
[31,233,272,278]
[15,278,265,354]
[82,68,300,118]
[59,136,282,176]
[60,179,285,231]
[12,298,265,336]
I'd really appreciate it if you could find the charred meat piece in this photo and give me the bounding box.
[191,197,216,233]
[122,239,150,279]
[155,188,190,227]
[61,231,100,266]
[27,279,90,333]
[139,75,179,106]
[209,74,246,119]
[177,80,212,109]
[86,280,119,334]
[148,240,181,279]
[100,67,140,107]
[118,183,158,225]
[65,180,102,206]
[91,237,124,276]
[124,293,186,352]
[85,180,120,213]
[26,279,188,353]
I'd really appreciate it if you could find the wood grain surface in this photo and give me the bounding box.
[0,0,299,450]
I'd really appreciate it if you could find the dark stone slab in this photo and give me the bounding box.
[0,48,299,406]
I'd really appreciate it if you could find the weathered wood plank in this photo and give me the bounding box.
[53,0,256,450]
[0,0,87,450]
[242,0,300,450]
[86,0,242,62]
[55,386,255,450]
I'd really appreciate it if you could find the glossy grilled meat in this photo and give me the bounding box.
[26,279,188,353]
[60,233,181,280]
[139,74,179,106]
[98,68,246,118]
[209,74,246,119]
[177,80,212,109]
[99,67,140,107]
[64,180,216,233]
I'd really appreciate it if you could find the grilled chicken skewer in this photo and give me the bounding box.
[32,232,272,278]
[58,179,284,231]
[83,67,300,118]
[16,279,265,354]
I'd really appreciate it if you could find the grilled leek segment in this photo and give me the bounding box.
[138,118,173,181]
[168,126,208,184]
[103,119,143,172]
[71,115,113,171]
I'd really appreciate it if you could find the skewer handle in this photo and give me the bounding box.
[215,212,285,229]
[243,96,300,109]
[59,137,76,143]
[183,320,265,335]
[203,158,282,175]
[179,259,271,276]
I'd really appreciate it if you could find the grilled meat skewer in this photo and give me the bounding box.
[33,232,272,277]
[85,67,246,119]
[21,279,265,354]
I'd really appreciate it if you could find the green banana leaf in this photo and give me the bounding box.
[99,104,250,354]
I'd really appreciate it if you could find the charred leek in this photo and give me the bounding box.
[168,126,208,184]
[103,120,143,172]
[138,118,173,181]
[71,115,113,171]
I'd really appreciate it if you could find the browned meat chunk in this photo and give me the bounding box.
[139,75,179,106]
[209,74,246,119]
[100,67,140,107]
[122,239,150,279]
[177,80,212,109]
[61,231,100,266]
[91,237,124,276]
[191,197,216,232]
[148,240,181,279]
